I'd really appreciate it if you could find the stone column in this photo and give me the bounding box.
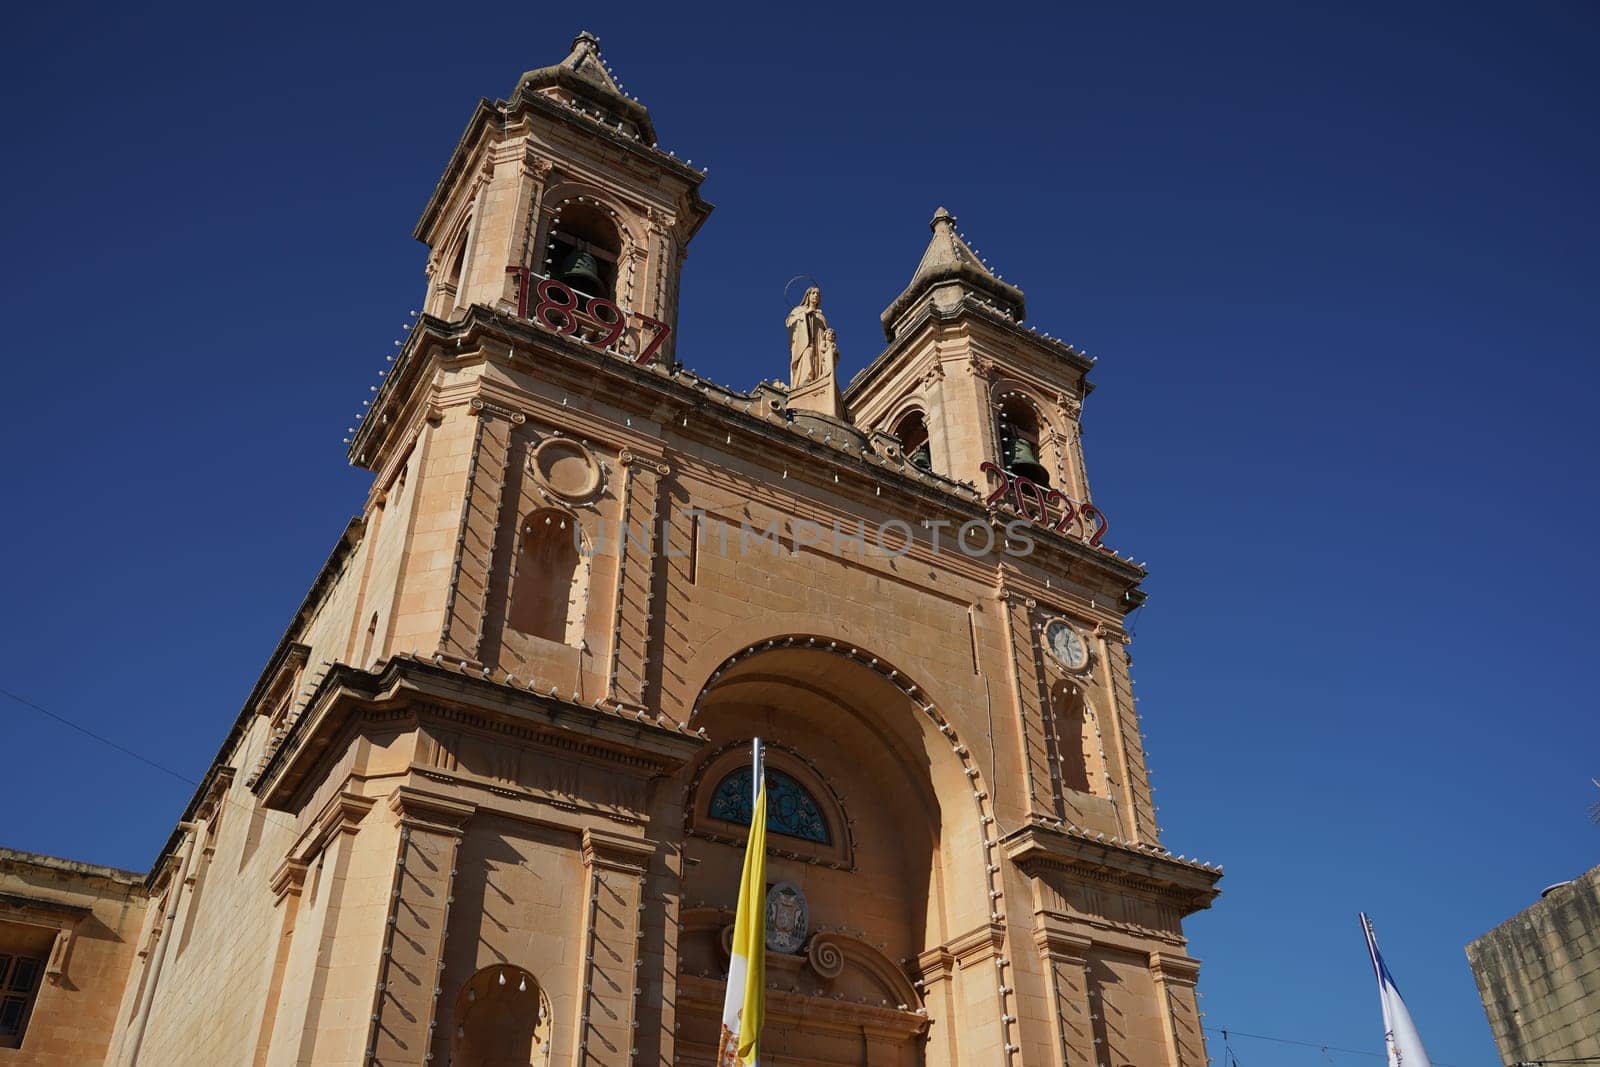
[367,788,474,1066]
[574,828,656,1065]
[1150,952,1205,1067]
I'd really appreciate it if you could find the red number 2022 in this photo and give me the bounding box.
[507,268,671,365]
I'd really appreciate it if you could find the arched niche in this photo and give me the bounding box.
[1048,679,1108,798]
[450,964,551,1067]
[507,508,588,646]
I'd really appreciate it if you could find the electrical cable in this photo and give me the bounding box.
[0,684,194,786]
[1204,1025,1467,1067]
[0,684,299,842]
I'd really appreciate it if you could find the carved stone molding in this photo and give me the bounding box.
[581,826,656,875]
[389,786,476,836]
[1150,951,1201,987]
[944,921,1007,972]
[268,857,309,902]
[469,396,528,424]
[1033,923,1091,964]
[293,791,376,865]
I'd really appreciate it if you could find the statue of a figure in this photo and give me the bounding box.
[786,287,833,388]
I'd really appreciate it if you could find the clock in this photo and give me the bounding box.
[1044,619,1090,671]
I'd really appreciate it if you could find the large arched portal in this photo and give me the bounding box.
[674,639,1005,1067]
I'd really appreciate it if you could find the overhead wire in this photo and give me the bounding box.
[0,684,300,846]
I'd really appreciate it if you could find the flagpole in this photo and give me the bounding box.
[752,736,763,810]
[1360,911,1434,1067]
[718,736,767,1067]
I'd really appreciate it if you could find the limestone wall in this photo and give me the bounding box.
[1469,865,1600,1062]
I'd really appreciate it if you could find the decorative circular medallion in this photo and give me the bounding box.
[1044,618,1090,671]
[765,881,809,955]
[530,438,601,501]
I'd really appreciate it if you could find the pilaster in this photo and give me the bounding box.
[607,451,668,708]
[997,588,1054,821]
[439,399,522,662]
[1033,924,1096,1067]
[1151,952,1206,1067]
[575,828,656,1065]
[1093,633,1158,844]
[367,788,475,1066]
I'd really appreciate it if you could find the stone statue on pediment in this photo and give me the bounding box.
[785,286,845,419]
[786,287,832,387]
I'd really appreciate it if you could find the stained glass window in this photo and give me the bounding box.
[708,767,832,845]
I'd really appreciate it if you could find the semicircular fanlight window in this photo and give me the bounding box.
[708,766,832,845]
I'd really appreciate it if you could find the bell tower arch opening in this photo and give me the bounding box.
[544,198,624,302]
[996,393,1052,487]
[892,407,932,472]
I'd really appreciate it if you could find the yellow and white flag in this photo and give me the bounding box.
[717,752,766,1067]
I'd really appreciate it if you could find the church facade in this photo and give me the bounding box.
[0,33,1221,1067]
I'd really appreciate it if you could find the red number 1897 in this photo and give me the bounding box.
[506,267,672,365]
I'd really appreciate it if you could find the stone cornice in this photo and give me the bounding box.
[0,892,93,921]
[254,655,703,810]
[1002,824,1221,915]
[0,848,143,887]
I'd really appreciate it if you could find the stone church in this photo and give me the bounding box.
[0,32,1221,1067]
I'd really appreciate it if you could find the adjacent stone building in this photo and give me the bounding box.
[0,32,1222,1065]
[0,850,145,1066]
[1468,865,1600,1064]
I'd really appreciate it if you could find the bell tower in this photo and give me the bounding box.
[414,31,711,365]
[847,207,1097,506]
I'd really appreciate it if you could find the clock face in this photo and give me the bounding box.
[1045,620,1089,670]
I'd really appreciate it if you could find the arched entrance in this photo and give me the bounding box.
[674,638,1004,1067]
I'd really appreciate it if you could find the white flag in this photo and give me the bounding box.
[1360,913,1433,1067]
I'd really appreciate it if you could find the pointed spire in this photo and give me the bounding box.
[880,207,1026,340]
[511,31,656,145]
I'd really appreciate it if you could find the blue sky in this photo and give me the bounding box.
[2,2,1596,1063]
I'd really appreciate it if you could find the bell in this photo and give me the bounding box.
[554,248,605,295]
[910,444,932,471]
[1005,437,1050,486]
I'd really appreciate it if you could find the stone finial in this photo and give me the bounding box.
[880,206,1026,340]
